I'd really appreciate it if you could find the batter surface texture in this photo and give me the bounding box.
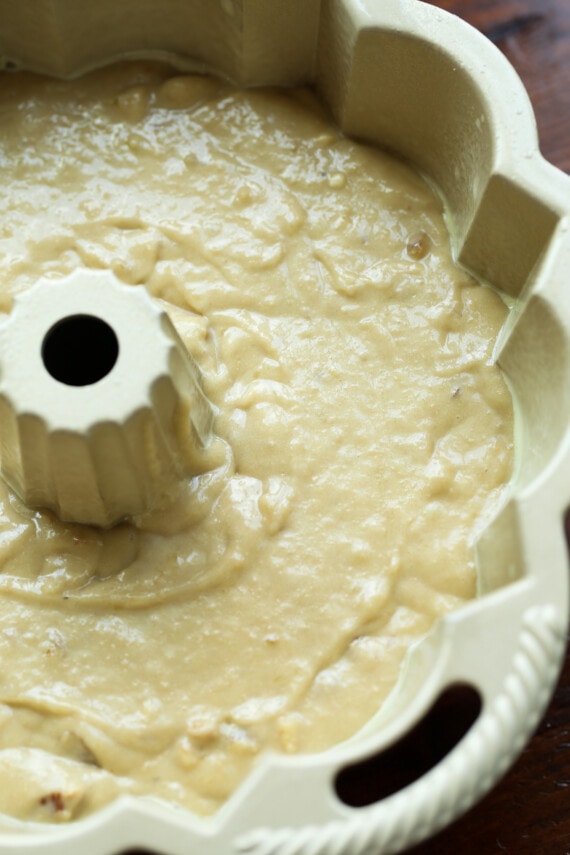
[0,63,513,822]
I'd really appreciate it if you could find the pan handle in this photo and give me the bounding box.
[234,583,567,855]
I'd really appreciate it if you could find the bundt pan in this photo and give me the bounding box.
[0,0,569,853]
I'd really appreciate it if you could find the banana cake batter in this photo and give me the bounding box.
[0,62,513,822]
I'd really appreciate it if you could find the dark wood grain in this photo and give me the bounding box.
[408,3,570,853]
[429,0,570,173]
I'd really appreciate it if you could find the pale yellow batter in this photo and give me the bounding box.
[0,62,513,822]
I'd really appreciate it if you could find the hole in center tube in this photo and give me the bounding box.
[42,314,119,387]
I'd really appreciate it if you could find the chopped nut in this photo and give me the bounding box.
[40,792,65,813]
[115,86,150,123]
[186,707,221,744]
[406,231,431,260]
[38,789,83,821]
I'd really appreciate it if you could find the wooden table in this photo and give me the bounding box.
[408,2,570,853]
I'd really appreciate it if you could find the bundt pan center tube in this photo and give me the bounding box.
[0,0,568,854]
[0,270,213,527]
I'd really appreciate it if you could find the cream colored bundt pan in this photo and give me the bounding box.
[0,0,569,852]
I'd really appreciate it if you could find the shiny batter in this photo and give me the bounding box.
[0,63,513,822]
